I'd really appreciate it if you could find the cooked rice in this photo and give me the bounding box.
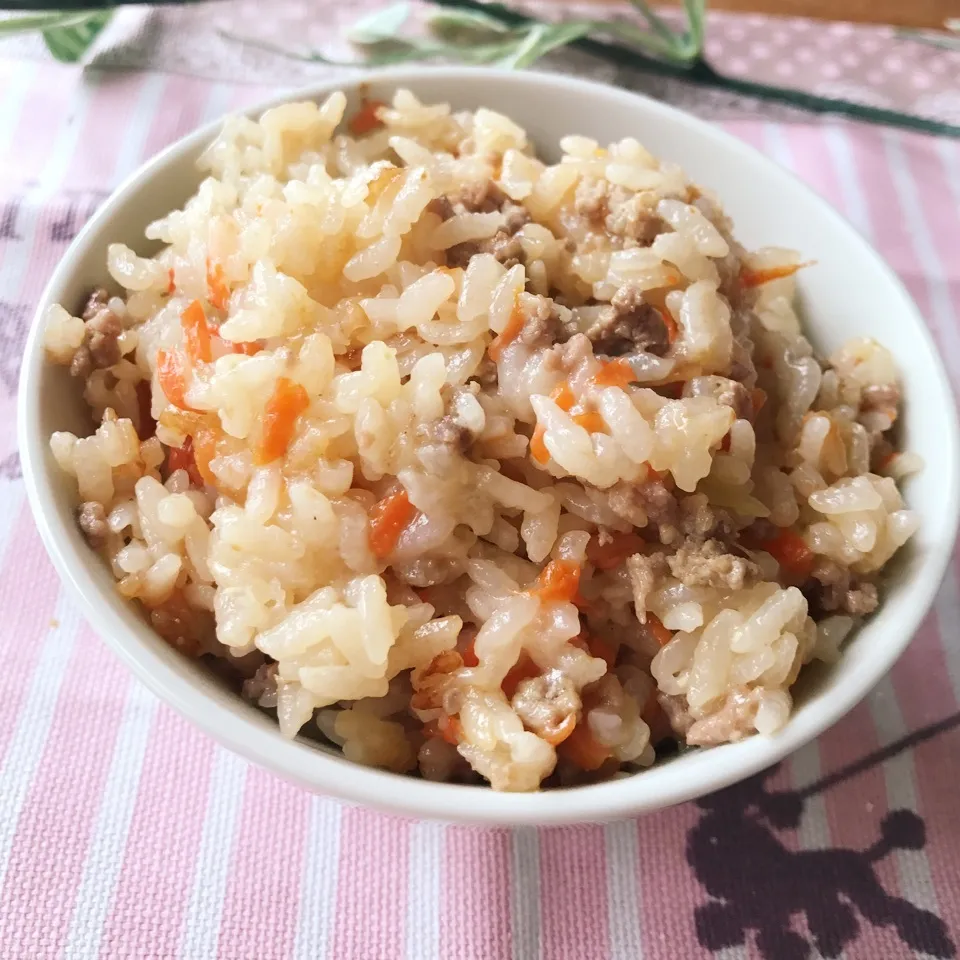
[43,90,918,791]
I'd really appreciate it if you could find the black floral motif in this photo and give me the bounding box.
[0,200,22,241]
[0,302,29,395]
[49,191,109,243]
[687,713,960,959]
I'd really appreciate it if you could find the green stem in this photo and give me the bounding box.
[430,0,960,139]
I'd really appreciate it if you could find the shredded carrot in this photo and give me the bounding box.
[586,532,646,571]
[592,358,636,389]
[659,306,680,345]
[758,528,815,581]
[543,713,577,747]
[740,260,813,288]
[559,722,612,771]
[206,259,231,311]
[647,613,673,648]
[570,632,617,671]
[501,653,540,700]
[368,489,417,558]
[877,449,898,472]
[424,715,462,746]
[527,559,581,605]
[751,387,768,416]
[256,376,310,465]
[550,381,575,412]
[181,300,212,365]
[212,333,263,357]
[135,381,156,440]
[348,97,387,136]
[572,411,608,434]
[192,427,220,486]
[530,424,550,464]
[461,636,479,668]
[488,299,525,361]
[720,432,732,452]
[156,349,192,410]
[166,267,176,295]
[167,436,204,488]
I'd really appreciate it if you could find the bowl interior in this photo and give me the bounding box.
[19,67,960,825]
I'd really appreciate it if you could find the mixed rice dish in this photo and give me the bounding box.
[43,91,919,791]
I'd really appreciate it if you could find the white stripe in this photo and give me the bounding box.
[35,81,97,199]
[882,129,960,381]
[935,139,960,212]
[178,747,248,960]
[0,62,37,159]
[823,125,874,236]
[403,820,443,960]
[111,73,170,182]
[761,122,794,170]
[200,82,237,126]
[0,486,26,568]
[510,828,539,960]
[605,820,643,960]
[60,680,157,960]
[292,797,343,960]
[868,678,940,918]
[0,592,81,891]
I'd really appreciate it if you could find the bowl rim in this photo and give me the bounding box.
[18,65,960,825]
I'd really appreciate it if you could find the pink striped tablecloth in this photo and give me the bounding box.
[2,58,960,960]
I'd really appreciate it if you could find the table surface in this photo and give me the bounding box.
[1,3,960,959]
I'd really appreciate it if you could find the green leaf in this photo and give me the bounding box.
[41,8,112,62]
[426,7,514,43]
[346,3,410,45]
[0,11,74,34]
[497,20,593,69]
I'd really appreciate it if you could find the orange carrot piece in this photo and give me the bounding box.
[572,411,607,434]
[167,268,176,295]
[256,377,310,465]
[348,97,387,136]
[136,381,156,440]
[528,559,581,605]
[571,632,617,671]
[206,259,231,311]
[648,613,673,648]
[758,528,815,581]
[156,349,192,410]
[751,387,768,416]
[167,436,204,488]
[488,299,525,362]
[542,713,577,747]
[550,381,575,412]
[592,358,636,389]
[586,532,646,571]
[530,424,550,464]
[720,432,732,452]
[740,261,813,288]
[192,427,220,487]
[659,307,680,345]
[461,636,479,668]
[368,489,417,559]
[877,449,897,472]
[559,722,612,771]
[501,653,540,700]
[181,300,212,365]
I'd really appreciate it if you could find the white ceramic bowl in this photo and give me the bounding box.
[18,67,960,825]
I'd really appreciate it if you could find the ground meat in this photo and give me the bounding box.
[416,413,477,475]
[77,501,108,547]
[453,180,510,215]
[542,332,594,379]
[658,692,695,738]
[686,688,763,746]
[667,538,760,591]
[605,192,664,245]
[471,356,499,388]
[805,560,879,618]
[242,661,279,704]
[518,296,563,349]
[627,552,667,625]
[586,283,671,357]
[511,669,580,741]
[82,287,110,321]
[683,375,753,420]
[86,309,123,368]
[679,494,738,542]
[69,344,93,379]
[574,178,609,226]
[616,478,681,543]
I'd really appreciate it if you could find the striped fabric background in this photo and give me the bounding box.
[1,59,959,960]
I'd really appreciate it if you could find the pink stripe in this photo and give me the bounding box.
[72,72,149,191]
[216,766,310,960]
[4,63,75,187]
[0,624,128,955]
[720,120,767,152]
[637,803,702,959]
[0,511,61,764]
[228,84,283,113]
[439,826,511,960]
[98,706,215,959]
[538,826,608,960]
[140,73,210,160]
